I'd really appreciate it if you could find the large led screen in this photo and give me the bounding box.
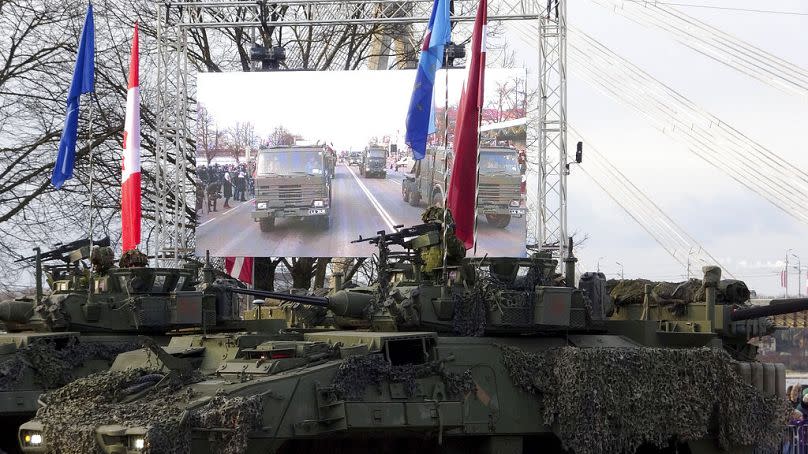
[195,68,527,258]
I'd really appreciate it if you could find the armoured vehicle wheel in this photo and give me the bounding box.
[432,191,444,208]
[259,217,275,232]
[486,214,511,228]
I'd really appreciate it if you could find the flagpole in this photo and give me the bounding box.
[472,104,482,256]
[87,91,95,298]
[441,66,451,284]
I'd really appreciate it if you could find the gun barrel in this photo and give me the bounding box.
[730,298,808,321]
[227,287,330,308]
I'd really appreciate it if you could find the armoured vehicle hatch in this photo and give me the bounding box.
[252,145,332,231]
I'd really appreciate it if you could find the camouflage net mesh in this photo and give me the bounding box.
[0,339,139,391]
[330,353,475,400]
[34,369,263,454]
[119,249,149,268]
[500,346,789,454]
[609,278,751,309]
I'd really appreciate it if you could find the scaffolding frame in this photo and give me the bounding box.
[153,0,550,263]
[536,0,567,258]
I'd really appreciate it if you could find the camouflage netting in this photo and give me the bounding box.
[452,277,492,337]
[330,353,475,400]
[119,249,149,268]
[34,369,263,454]
[500,346,789,454]
[0,338,140,390]
[609,278,751,309]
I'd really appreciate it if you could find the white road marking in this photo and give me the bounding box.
[344,164,399,232]
[197,198,254,229]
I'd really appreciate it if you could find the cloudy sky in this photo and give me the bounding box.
[199,0,807,296]
[502,0,807,296]
[197,68,524,152]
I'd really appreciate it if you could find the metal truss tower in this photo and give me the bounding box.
[537,0,568,258]
[152,0,540,264]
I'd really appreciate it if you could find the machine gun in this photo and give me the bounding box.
[352,223,441,300]
[16,236,111,263]
[351,223,441,248]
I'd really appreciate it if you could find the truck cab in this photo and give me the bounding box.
[402,147,524,228]
[348,151,362,166]
[360,146,387,178]
[251,145,332,231]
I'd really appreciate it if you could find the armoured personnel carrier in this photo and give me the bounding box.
[402,147,524,227]
[19,226,797,454]
[252,145,332,232]
[0,240,246,451]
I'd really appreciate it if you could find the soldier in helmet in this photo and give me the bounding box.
[418,206,466,278]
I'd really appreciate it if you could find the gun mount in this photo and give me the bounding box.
[16,236,111,264]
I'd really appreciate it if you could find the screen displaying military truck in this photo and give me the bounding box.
[252,146,332,231]
[360,146,387,178]
[347,151,362,166]
[402,147,524,228]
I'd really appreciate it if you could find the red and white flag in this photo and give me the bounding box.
[447,0,487,249]
[225,257,254,284]
[121,22,141,252]
[781,269,788,288]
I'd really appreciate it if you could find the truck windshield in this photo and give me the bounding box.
[257,151,323,175]
[367,149,386,158]
[479,151,519,175]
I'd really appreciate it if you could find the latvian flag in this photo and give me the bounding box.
[781,269,788,289]
[225,257,254,285]
[122,22,141,251]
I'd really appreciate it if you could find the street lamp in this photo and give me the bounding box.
[597,256,605,273]
[792,253,802,298]
[786,249,794,298]
[616,261,624,280]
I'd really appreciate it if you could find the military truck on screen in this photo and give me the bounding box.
[402,146,524,227]
[252,145,332,231]
[360,146,387,178]
[347,151,362,166]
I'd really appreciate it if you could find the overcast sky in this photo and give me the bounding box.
[199,0,808,296]
[501,0,807,296]
[197,68,524,152]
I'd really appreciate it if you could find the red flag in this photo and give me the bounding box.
[121,22,141,252]
[225,257,254,284]
[447,0,487,249]
[781,269,788,288]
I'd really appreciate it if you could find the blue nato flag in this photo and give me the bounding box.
[404,0,451,160]
[51,4,95,189]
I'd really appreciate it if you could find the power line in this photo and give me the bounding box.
[589,0,808,97]
[621,1,808,17]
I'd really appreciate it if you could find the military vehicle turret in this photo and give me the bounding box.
[0,241,246,451]
[18,226,798,454]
